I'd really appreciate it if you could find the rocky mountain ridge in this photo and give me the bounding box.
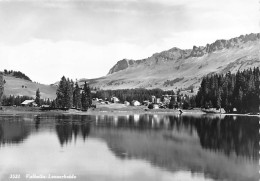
[108,33,260,75]
[82,33,260,92]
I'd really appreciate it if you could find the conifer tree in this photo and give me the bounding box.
[168,96,175,109]
[73,82,81,109]
[35,88,41,106]
[56,76,73,109]
[56,76,67,108]
[0,74,4,107]
[81,82,91,111]
[64,78,73,109]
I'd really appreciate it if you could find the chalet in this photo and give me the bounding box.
[92,98,99,101]
[151,96,156,103]
[151,96,163,104]
[124,101,130,106]
[41,105,51,110]
[111,97,120,103]
[21,100,37,107]
[131,100,141,106]
[153,104,159,109]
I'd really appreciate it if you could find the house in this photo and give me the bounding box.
[124,101,130,106]
[41,105,51,110]
[156,98,161,104]
[131,100,141,106]
[21,100,37,107]
[151,96,161,104]
[148,103,159,109]
[151,96,156,103]
[153,104,159,109]
[111,97,120,103]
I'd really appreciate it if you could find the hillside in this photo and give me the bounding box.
[3,75,57,100]
[84,33,260,92]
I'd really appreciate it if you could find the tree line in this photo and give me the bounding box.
[0,74,4,107]
[0,68,259,114]
[1,95,52,106]
[195,67,260,113]
[3,69,32,81]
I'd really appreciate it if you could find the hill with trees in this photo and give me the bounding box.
[2,73,57,100]
[3,69,32,82]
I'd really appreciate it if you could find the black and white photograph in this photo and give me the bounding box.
[0,0,259,181]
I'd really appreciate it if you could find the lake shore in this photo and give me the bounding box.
[0,104,259,117]
[0,105,202,116]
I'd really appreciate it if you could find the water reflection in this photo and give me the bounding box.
[93,114,258,160]
[0,115,33,146]
[56,121,91,146]
[0,114,258,159]
[0,114,258,181]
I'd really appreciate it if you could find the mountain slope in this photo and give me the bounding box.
[4,75,57,100]
[86,33,260,91]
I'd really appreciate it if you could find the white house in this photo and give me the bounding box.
[21,100,37,107]
[124,101,130,106]
[111,97,120,103]
[131,100,141,106]
[153,104,159,109]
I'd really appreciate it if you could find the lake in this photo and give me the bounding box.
[0,113,258,181]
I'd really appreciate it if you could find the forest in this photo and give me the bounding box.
[195,67,260,113]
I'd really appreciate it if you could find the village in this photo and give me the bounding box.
[12,94,190,113]
[93,94,183,109]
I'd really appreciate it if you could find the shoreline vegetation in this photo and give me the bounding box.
[0,104,259,117]
[0,67,259,116]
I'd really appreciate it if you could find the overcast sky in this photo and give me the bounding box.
[0,0,259,84]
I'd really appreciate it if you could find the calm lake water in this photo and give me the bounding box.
[0,113,258,181]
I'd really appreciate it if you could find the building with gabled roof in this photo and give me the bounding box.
[21,100,37,107]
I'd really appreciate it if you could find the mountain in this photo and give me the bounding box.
[84,33,260,92]
[3,75,57,100]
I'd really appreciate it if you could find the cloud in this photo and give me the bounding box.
[0,39,167,84]
[0,0,189,45]
[0,0,257,46]
[0,0,258,83]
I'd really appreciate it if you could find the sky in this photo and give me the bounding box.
[0,0,259,84]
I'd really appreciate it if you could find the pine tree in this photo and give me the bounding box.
[64,78,73,109]
[168,96,175,109]
[0,74,4,107]
[73,82,81,109]
[51,99,57,108]
[56,76,67,108]
[56,76,73,109]
[35,88,41,106]
[81,82,91,111]
[216,90,222,109]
